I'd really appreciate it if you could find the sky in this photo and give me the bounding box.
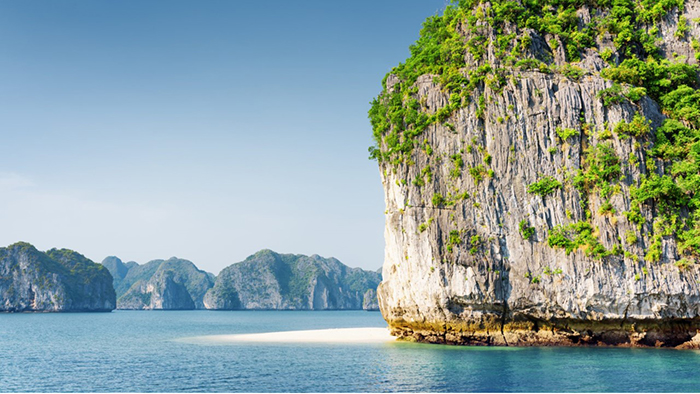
[0,0,447,274]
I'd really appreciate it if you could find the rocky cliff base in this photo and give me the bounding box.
[387,317,700,348]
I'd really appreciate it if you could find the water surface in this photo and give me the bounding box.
[1,310,699,392]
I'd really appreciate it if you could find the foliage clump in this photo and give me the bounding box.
[519,219,535,240]
[432,193,446,207]
[527,176,562,197]
[547,221,611,259]
[446,230,462,253]
[450,154,464,178]
[573,143,621,199]
[614,114,651,138]
[469,165,488,184]
[556,127,578,141]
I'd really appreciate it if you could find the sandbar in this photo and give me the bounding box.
[180,327,395,344]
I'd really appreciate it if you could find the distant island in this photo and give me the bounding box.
[0,242,381,313]
[101,256,215,310]
[102,249,381,311]
[0,242,115,312]
[204,249,381,310]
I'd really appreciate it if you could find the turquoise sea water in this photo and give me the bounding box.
[1,310,700,392]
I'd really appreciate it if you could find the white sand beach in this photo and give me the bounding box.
[181,327,395,344]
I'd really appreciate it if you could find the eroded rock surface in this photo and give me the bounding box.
[102,256,214,310]
[0,242,115,312]
[372,1,700,347]
[204,250,381,310]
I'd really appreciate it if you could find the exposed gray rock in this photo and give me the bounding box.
[363,289,379,311]
[374,1,700,347]
[101,256,214,310]
[101,256,129,281]
[204,249,381,310]
[0,242,115,312]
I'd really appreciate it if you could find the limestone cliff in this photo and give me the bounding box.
[0,242,115,312]
[101,256,215,310]
[371,0,700,347]
[203,250,381,310]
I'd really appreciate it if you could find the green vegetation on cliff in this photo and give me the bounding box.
[101,256,214,310]
[0,242,115,312]
[204,250,381,310]
[369,0,700,265]
[370,0,691,163]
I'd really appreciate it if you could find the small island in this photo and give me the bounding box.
[0,242,115,312]
[102,256,215,310]
[204,249,381,310]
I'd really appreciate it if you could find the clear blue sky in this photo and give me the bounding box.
[0,0,447,274]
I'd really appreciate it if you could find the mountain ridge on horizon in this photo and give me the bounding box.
[101,248,382,311]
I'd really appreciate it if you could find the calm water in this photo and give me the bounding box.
[1,310,700,392]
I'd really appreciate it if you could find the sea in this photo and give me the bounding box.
[1,310,699,392]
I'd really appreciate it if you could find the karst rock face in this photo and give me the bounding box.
[372,0,700,347]
[203,250,382,310]
[102,256,215,310]
[0,243,115,312]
